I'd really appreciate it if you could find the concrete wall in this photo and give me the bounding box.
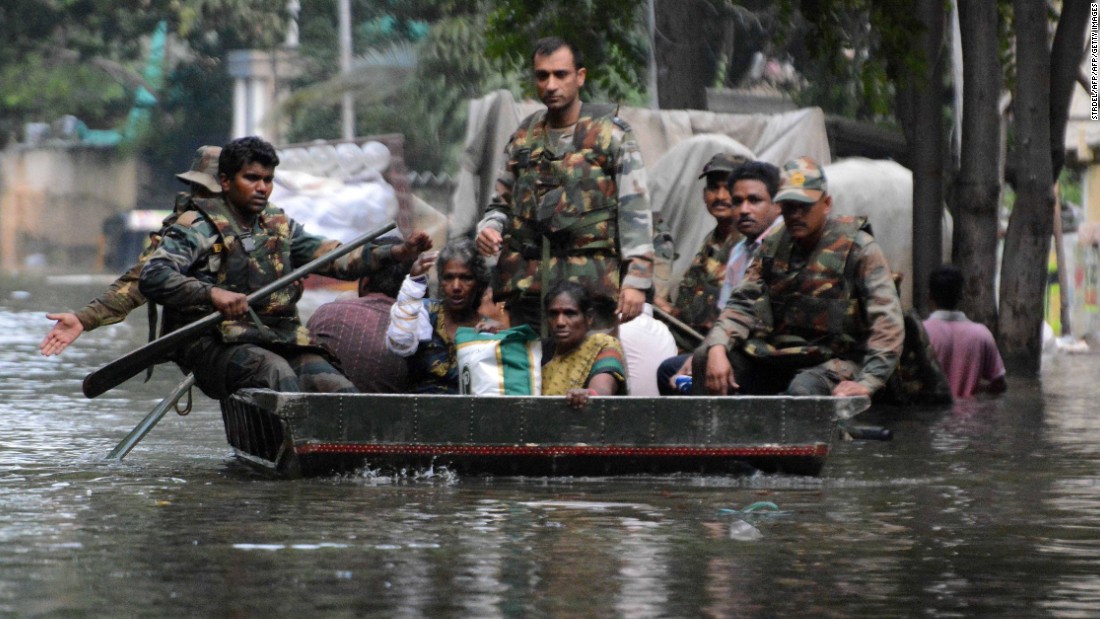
[0,146,142,274]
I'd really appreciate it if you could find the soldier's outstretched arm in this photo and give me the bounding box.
[39,312,84,356]
[39,231,171,355]
[391,231,433,263]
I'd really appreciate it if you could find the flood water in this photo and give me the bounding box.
[2,277,1100,617]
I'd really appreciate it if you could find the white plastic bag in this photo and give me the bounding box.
[455,325,542,396]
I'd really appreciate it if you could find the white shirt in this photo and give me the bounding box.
[717,216,784,308]
[617,303,678,396]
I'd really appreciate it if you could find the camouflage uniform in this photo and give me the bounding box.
[651,214,676,304]
[74,145,225,332]
[73,193,190,331]
[140,196,389,398]
[699,216,904,395]
[673,229,738,334]
[876,309,952,405]
[477,103,654,328]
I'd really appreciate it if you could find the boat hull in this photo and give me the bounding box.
[219,391,868,478]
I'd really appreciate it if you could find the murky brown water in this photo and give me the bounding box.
[2,277,1099,617]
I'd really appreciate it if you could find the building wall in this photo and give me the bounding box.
[0,146,142,274]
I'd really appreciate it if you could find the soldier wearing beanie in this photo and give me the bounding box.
[40,145,225,356]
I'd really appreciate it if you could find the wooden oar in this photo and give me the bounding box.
[652,305,705,345]
[82,221,396,398]
[105,373,195,461]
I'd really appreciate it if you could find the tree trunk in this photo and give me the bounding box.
[999,0,1056,375]
[953,0,1002,329]
[907,0,946,316]
[653,0,715,109]
[1050,0,1091,179]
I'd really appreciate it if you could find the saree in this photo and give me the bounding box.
[541,332,626,396]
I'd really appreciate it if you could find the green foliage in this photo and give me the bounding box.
[0,53,130,127]
[284,1,653,173]
[398,14,518,171]
[483,0,650,105]
[4,0,656,177]
[0,0,285,191]
[1059,167,1083,209]
[776,0,920,123]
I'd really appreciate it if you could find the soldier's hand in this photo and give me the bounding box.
[705,345,738,395]
[40,312,84,356]
[617,288,645,323]
[476,227,503,256]
[392,231,433,263]
[210,288,249,319]
[833,380,871,397]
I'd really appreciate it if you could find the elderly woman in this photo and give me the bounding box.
[541,280,628,408]
[386,238,491,393]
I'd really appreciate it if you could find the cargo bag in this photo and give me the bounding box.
[455,325,542,396]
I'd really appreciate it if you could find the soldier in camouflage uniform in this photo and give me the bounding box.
[139,136,423,399]
[695,156,904,397]
[39,145,224,356]
[475,37,654,330]
[655,153,751,335]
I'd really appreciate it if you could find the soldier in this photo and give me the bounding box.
[695,156,904,397]
[39,145,224,356]
[656,157,783,394]
[474,36,654,330]
[139,136,427,398]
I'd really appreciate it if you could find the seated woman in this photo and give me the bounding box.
[541,280,628,408]
[386,238,490,393]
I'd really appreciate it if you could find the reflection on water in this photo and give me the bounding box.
[4,278,1100,616]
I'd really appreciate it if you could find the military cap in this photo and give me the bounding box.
[698,152,750,179]
[774,156,827,203]
[175,145,223,194]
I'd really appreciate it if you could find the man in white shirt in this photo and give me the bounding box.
[657,161,783,394]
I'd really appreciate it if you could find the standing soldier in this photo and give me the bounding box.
[475,36,654,330]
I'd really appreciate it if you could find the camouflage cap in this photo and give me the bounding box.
[175,145,223,194]
[698,152,750,179]
[774,156,827,203]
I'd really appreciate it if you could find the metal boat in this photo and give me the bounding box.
[219,390,869,478]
